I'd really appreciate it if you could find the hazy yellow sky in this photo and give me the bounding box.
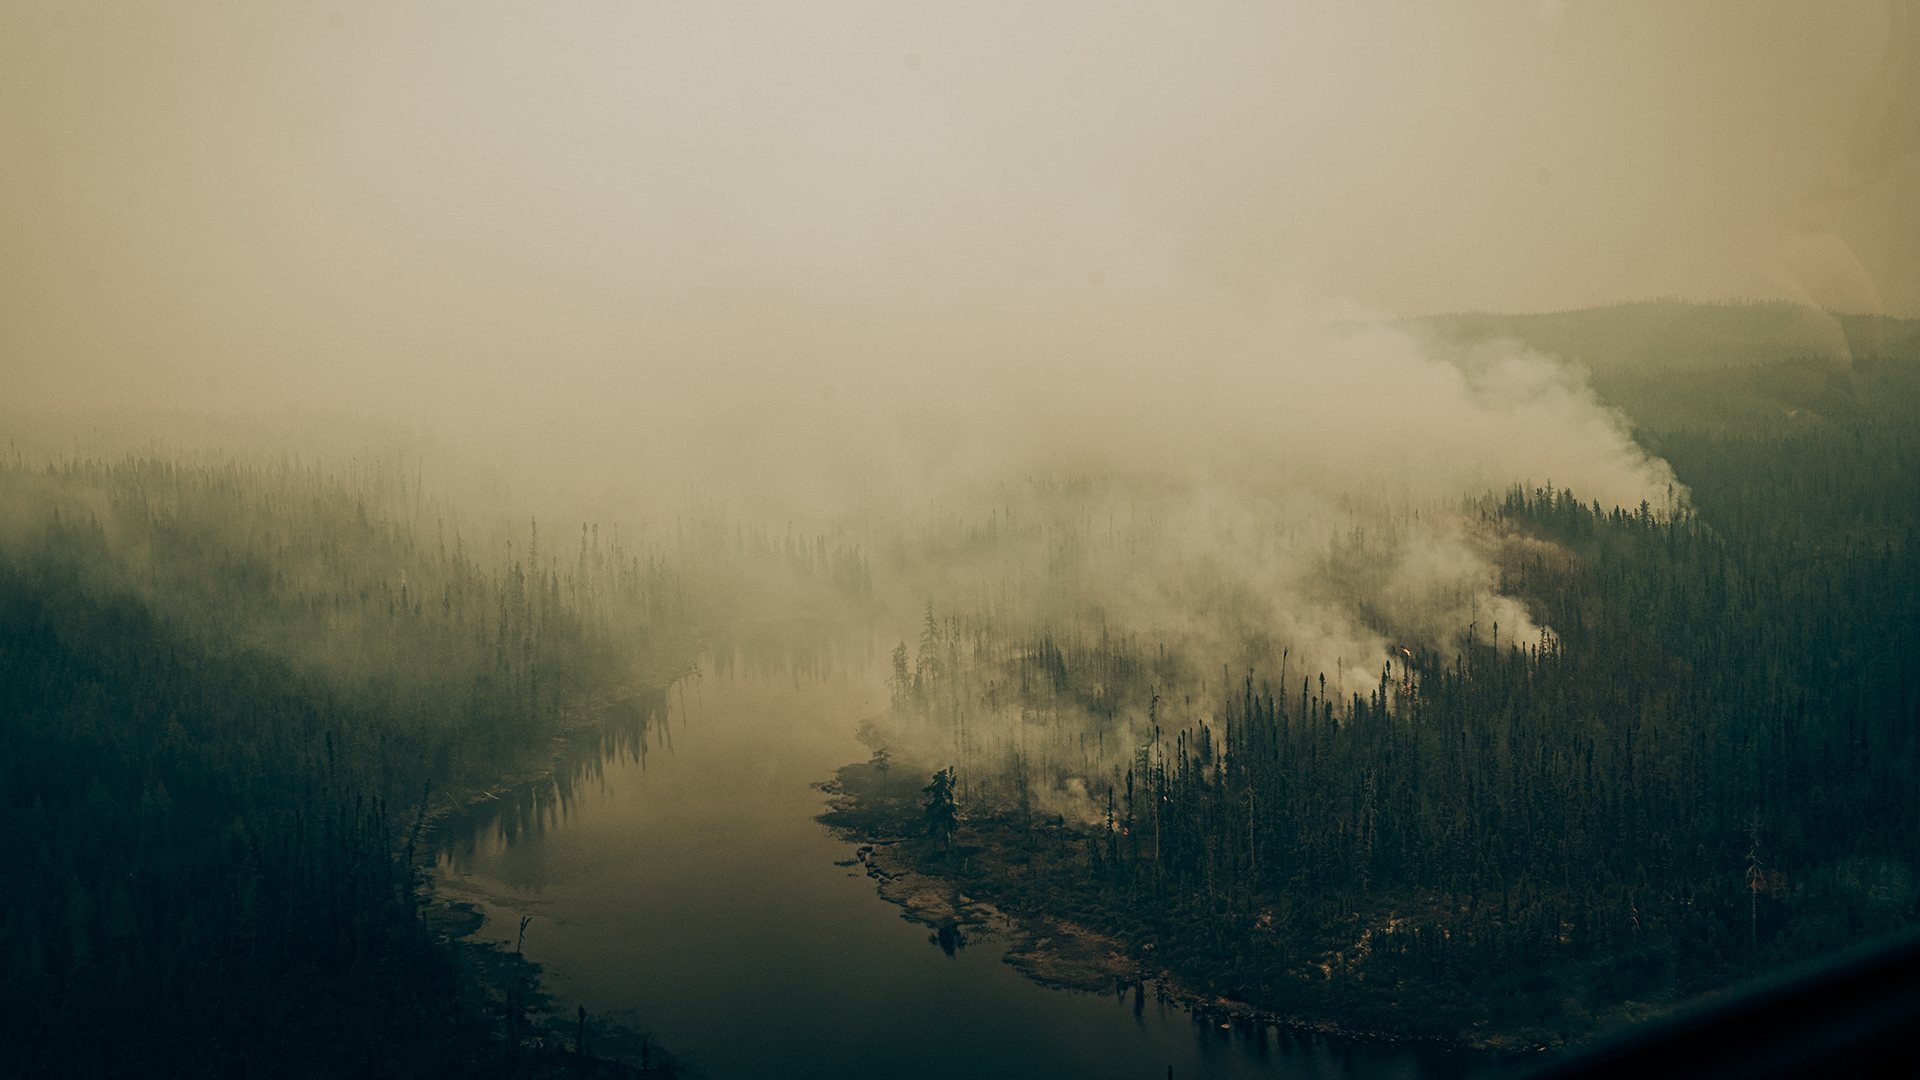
[4,1,1916,426]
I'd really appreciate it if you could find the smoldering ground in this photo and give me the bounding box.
[818,300,1682,792]
[775,278,1683,663]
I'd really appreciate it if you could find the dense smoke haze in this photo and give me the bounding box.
[8,8,1920,1074]
[3,2,1914,664]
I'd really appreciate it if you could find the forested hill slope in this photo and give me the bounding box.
[0,456,689,1075]
[1412,301,1915,374]
[828,307,1920,1050]
[1410,301,1920,432]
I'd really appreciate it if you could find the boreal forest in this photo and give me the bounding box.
[11,3,1920,1076]
[0,449,867,1075]
[5,302,1915,1077]
[819,303,1920,1048]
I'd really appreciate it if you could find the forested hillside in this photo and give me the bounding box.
[1412,301,1920,431]
[9,304,1914,1070]
[0,456,698,1076]
[828,343,1920,1048]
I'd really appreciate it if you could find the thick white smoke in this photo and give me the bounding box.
[800,274,1684,701]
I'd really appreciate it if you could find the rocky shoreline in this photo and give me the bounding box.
[850,838,1523,1057]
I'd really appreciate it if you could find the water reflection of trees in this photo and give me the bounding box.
[437,687,673,866]
[705,615,875,682]
[437,628,884,869]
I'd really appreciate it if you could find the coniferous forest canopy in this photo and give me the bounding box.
[0,448,870,1075]
[821,305,1920,1046]
[11,5,1920,1075]
[2,303,1916,1076]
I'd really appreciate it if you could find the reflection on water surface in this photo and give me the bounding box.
[435,671,1488,1080]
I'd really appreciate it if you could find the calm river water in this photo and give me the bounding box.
[434,671,1496,1080]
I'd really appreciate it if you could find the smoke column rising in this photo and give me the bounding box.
[7,0,1892,687]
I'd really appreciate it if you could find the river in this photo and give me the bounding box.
[433,670,1494,1079]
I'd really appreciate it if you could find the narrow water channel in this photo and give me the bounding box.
[434,671,1491,1080]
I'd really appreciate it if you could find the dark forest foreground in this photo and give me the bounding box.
[0,458,641,1076]
[0,455,783,1077]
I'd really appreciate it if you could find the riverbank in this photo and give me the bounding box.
[415,899,685,1079]
[413,670,692,842]
[428,670,1511,1079]
[817,763,1626,1058]
[417,673,696,1078]
[850,830,1520,1053]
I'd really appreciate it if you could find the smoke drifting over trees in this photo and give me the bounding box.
[798,309,1682,711]
[0,6,1893,702]
[5,1,1919,1070]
